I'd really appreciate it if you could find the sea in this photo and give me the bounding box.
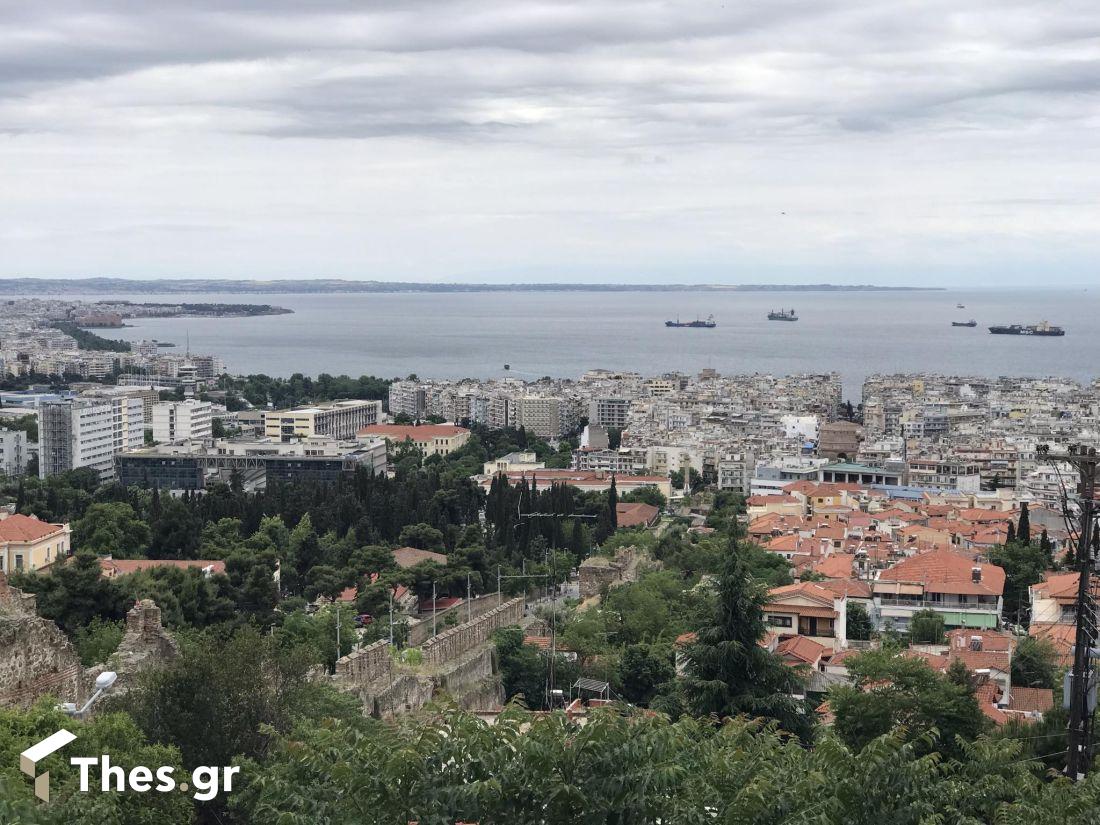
[47,288,1100,400]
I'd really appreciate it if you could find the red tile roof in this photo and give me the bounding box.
[1007,687,1054,714]
[876,549,1006,597]
[776,635,827,665]
[615,502,659,528]
[0,514,65,542]
[360,423,469,439]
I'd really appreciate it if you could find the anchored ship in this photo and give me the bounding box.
[767,308,798,321]
[988,321,1065,337]
[952,320,977,327]
[665,315,716,328]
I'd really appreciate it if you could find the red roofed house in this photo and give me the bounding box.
[615,502,660,529]
[873,549,1005,630]
[776,635,828,668]
[392,546,447,569]
[0,513,71,574]
[359,423,471,456]
[764,581,848,652]
[746,494,803,519]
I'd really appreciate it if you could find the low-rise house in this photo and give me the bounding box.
[764,581,848,652]
[615,502,660,529]
[360,423,471,457]
[0,513,70,574]
[873,549,1005,630]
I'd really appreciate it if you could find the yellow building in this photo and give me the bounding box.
[265,400,382,442]
[0,514,71,574]
[360,423,471,457]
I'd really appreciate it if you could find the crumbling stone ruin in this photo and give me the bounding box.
[0,572,85,710]
[0,574,178,711]
[579,547,641,598]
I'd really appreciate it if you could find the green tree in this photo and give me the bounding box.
[988,541,1050,627]
[72,501,150,557]
[71,617,124,666]
[909,608,945,644]
[680,541,812,740]
[148,496,202,559]
[1011,636,1059,689]
[493,625,545,707]
[847,602,873,641]
[616,643,675,706]
[398,522,446,551]
[829,649,984,759]
[1017,501,1031,544]
[11,551,128,633]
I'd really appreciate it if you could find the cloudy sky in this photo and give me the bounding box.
[2,0,1098,286]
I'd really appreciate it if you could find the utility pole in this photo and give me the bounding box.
[432,581,438,637]
[467,572,473,622]
[388,588,394,646]
[1041,444,1100,780]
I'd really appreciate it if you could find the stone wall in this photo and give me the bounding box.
[0,572,85,710]
[334,639,393,688]
[420,598,523,668]
[407,593,502,647]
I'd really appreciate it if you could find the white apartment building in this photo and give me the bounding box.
[0,428,29,477]
[589,398,631,429]
[37,393,144,480]
[717,451,755,493]
[265,399,382,442]
[152,399,214,443]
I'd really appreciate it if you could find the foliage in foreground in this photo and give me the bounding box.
[233,704,1100,825]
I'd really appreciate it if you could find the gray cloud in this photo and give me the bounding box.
[0,0,1098,283]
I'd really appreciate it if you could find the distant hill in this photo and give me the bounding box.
[0,278,941,294]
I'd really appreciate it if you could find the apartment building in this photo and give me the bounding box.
[589,397,631,429]
[516,396,566,439]
[0,513,70,573]
[873,549,1005,630]
[717,451,755,493]
[906,457,982,492]
[0,428,28,478]
[387,381,428,419]
[152,399,213,443]
[265,399,382,442]
[37,393,144,480]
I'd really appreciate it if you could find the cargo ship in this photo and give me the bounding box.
[767,308,798,321]
[666,315,716,328]
[988,321,1065,337]
[952,320,977,327]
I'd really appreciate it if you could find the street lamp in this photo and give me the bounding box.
[60,671,118,719]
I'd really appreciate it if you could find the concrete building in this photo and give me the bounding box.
[37,393,144,480]
[717,451,755,493]
[516,396,565,439]
[152,399,213,443]
[116,436,387,491]
[589,398,631,429]
[360,423,471,457]
[482,451,544,475]
[265,399,382,442]
[0,429,29,478]
[0,514,70,574]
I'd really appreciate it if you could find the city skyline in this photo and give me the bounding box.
[2,1,1099,287]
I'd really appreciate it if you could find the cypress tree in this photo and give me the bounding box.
[1006,520,1016,544]
[1018,502,1031,544]
[608,476,618,532]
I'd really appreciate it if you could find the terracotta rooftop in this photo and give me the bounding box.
[876,548,1006,596]
[98,558,225,578]
[360,423,469,439]
[393,546,447,568]
[0,514,66,542]
[776,635,827,665]
[615,502,659,528]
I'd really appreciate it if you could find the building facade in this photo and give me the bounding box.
[265,400,382,442]
[152,399,213,443]
[37,393,144,480]
[0,428,29,478]
[0,514,70,574]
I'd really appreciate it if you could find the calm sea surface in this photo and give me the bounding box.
[45,289,1100,399]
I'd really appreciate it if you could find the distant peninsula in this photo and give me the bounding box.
[0,278,942,294]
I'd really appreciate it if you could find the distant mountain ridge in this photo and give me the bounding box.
[0,278,941,294]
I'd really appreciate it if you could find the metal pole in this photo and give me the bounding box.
[1067,462,1097,780]
[497,565,502,606]
[467,572,472,622]
[389,588,394,646]
[335,602,341,662]
[432,581,437,637]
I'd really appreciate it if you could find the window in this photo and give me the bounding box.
[766,614,793,628]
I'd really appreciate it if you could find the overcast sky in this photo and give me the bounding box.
[2,0,1098,286]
